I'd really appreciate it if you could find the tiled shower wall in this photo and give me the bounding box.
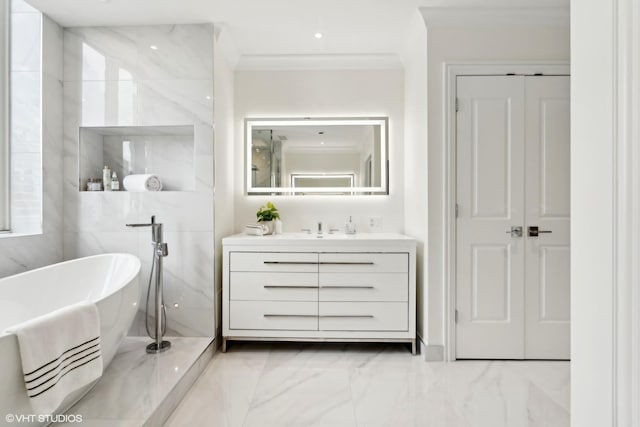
[62,24,215,337]
[0,5,64,277]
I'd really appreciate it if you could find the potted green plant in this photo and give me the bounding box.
[256,201,280,235]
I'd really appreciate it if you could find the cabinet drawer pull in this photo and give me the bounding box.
[319,262,375,265]
[319,315,374,318]
[320,285,374,289]
[263,314,317,318]
[263,261,318,265]
[263,285,318,289]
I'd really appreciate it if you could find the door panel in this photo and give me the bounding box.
[524,76,571,359]
[471,245,511,321]
[456,75,570,360]
[538,98,570,218]
[456,75,525,359]
[472,98,513,218]
[538,246,570,322]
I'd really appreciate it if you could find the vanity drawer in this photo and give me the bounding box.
[230,272,318,301]
[319,273,408,302]
[229,301,318,330]
[318,253,408,273]
[318,302,408,331]
[230,252,318,272]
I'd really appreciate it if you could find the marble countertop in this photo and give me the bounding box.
[222,232,416,247]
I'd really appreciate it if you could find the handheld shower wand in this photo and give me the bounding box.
[126,215,171,354]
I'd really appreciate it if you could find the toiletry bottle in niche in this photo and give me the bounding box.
[103,165,112,191]
[274,219,283,235]
[345,216,356,234]
[111,171,120,191]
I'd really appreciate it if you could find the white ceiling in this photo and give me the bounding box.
[25,0,569,59]
[26,0,420,57]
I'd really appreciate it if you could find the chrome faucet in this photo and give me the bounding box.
[126,215,170,354]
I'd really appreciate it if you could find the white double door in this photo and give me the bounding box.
[455,75,570,360]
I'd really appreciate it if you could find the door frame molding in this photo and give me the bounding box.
[443,62,570,361]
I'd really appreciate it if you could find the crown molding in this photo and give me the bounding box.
[421,6,569,27]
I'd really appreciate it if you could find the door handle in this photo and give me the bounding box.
[528,226,552,237]
[506,226,523,237]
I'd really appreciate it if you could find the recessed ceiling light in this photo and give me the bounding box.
[320,142,325,145]
[150,45,159,50]
[314,33,323,39]
[205,95,211,100]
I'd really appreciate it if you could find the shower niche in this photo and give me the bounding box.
[78,125,195,192]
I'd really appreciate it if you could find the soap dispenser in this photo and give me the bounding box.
[345,216,356,234]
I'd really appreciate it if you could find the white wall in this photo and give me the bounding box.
[571,0,633,425]
[213,27,236,337]
[423,13,570,354]
[400,10,429,355]
[234,69,404,233]
[571,0,612,421]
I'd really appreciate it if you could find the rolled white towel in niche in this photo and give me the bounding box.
[123,174,163,192]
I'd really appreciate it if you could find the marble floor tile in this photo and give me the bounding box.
[165,343,570,427]
[244,367,356,427]
[55,337,212,427]
[505,361,571,412]
[164,343,268,427]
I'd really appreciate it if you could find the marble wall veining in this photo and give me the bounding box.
[0,4,64,278]
[62,24,215,338]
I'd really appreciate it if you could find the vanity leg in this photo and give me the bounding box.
[222,338,227,353]
[411,339,417,355]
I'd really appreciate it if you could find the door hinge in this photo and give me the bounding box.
[455,98,460,112]
[455,204,459,218]
[455,310,459,323]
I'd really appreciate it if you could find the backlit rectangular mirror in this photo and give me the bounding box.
[246,117,388,195]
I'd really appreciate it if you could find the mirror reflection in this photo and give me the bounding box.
[246,118,388,195]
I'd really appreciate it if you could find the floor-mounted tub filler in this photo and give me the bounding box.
[126,215,171,354]
[0,253,140,425]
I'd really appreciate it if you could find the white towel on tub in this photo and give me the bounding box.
[6,301,103,415]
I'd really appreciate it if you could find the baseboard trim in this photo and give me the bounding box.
[416,335,445,362]
[425,344,445,362]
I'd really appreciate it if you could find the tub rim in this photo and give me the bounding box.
[0,253,141,293]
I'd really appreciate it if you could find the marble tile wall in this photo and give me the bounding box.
[62,24,215,338]
[0,5,64,277]
[100,134,195,191]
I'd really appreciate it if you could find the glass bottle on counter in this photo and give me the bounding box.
[110,171,120,191]
[103,165,112,191]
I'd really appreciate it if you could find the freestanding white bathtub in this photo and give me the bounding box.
[0,253,140,425]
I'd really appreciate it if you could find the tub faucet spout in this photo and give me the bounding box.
[126,215,165,248]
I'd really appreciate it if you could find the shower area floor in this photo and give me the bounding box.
[55,336,213,426]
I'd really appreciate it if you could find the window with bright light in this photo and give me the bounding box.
[0,1,9,232]
[3,0,43,235]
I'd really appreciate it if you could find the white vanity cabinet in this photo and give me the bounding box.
[222,233,417,353]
